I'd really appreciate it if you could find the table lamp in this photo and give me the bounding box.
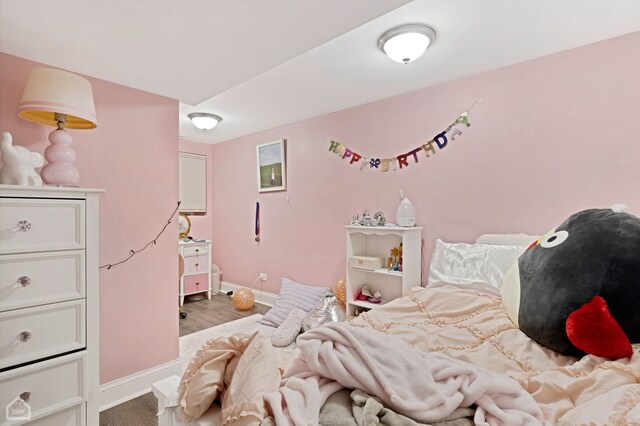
[18,67,97,186]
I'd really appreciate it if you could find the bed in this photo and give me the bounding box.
[154,233,640,425]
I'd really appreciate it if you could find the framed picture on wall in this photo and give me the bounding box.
[256,139,286,192]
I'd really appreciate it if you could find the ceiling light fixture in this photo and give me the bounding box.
[378,24,436,64]
[188,112,222,130]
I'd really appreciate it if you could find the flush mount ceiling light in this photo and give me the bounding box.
[188,112,222,130]
[378,24,436,64]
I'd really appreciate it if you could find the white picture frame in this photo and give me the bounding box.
[256,139,286,192]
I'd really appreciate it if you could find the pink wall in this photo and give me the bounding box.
[179,139,214,242]
[0,53,179,384]
[211,32,640,294]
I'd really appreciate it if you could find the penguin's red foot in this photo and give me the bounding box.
[566,296,632,359]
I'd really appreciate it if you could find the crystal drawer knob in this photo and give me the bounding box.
[16,220,32,232]
[17,276,31,287]
[19,392,31,402]
[17,331,32,343]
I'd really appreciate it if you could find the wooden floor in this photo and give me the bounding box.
[100,294,271,425]
[179,293,270,337]
[99,393,158,426]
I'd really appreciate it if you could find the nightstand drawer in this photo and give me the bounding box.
[182,244,207,257]
[184,273,209,294]
[0,251,85,312]
[0,300,85,370]
[0,351,86,424]
[183,254,207,274]
[0,198,85,255]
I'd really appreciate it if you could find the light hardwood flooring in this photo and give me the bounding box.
[179,293,270,336]
[99,294,270,425]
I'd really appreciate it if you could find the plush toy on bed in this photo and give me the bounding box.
[501,206,640,359]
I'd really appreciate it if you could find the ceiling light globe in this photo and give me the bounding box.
[378,24,436,64]
[188,113,222,130]
[384,32,430,64]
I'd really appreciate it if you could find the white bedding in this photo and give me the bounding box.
[265,322,544,425]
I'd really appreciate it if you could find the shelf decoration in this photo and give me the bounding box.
[0,132,44,186]
[396,197,416,227]
[351,209,386,227]
[328,94,483,172]
[388,243,403,272]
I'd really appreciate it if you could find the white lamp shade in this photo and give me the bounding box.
[19,67,97,129]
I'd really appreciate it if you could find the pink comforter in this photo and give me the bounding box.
[348,285,640,425]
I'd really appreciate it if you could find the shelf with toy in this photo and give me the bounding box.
[345,225,422,318]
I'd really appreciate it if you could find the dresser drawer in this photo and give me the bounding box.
[183,254,207,274]
[182,244,207,257]
[0,251,85,312]
[184,273,209,294]
[0,198,85,255]
[0,351,86,424]
[29,403,85,426]
[0,300,85,370]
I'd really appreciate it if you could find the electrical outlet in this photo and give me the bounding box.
[259,273,267,281]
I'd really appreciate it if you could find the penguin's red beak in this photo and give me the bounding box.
[526,240,539,251]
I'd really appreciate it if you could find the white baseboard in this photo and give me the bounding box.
[220,281,277,307]
[99,358,183,412]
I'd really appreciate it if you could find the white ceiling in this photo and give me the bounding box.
[2,0,640,144]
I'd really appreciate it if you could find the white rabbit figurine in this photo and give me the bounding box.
[0,132,44,186]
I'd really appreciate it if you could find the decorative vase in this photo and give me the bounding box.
[396,197,416,227]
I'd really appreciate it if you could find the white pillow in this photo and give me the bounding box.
[258,278,329,328]
[427,239,527,291]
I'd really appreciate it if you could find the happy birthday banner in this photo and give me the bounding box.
[328,95,483,172]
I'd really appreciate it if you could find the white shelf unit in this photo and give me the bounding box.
[345,226,422,318]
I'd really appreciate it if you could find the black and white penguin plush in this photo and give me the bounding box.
[501,206,640,359]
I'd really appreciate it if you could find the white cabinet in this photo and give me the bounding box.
[179,240,212,305]
[345,226,422,317]
[0,185,101,425]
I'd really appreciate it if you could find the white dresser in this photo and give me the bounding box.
[0,185,102,425]
[178,240,211,306]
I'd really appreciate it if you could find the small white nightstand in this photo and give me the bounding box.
[178,240,212,305]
